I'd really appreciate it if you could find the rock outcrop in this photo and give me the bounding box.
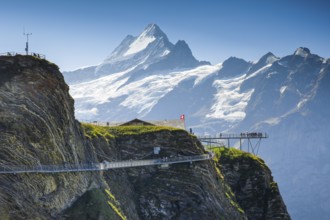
[215,148,291,220]
[0,55,290,220]
[78,125,246,220]
[0,55,99,219]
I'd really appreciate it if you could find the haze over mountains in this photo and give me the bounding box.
[64,24,330,220]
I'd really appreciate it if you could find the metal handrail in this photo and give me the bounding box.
[0,153,214,174]
[198,132,268,140]
[0,52,46,59]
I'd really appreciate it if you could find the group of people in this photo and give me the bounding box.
[6,52,17,56]
[240,132,263,137]
[3,52,43,59]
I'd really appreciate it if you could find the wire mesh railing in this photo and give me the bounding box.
[0,153,214,174]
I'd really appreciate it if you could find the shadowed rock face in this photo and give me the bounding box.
[106,130,246,220]
[0,55,290,220]
[77,126,247,220]
[216,148,291,220]
[0,55,98,219]
[78,125,290,220]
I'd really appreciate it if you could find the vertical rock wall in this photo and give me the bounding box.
[215,148,291,220]
[0,55,99,219]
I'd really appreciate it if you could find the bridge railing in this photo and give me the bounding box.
[104,153,213,169]
[0,153,214,174]
[0,52,46,59]
[198,132,268,140]
[0,163,101,174]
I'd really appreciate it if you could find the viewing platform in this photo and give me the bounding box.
[198,132,268,155]
[0,52,46,59]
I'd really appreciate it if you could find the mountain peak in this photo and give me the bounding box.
[294,47,311,58]
[219,57,251,78]
[142,39,206,71]
[264,52,275,58]
[170,40,196,62]
[259,52,279,64]
[247,52,279,75]
[173,40,191,53]
[122,24,169,57]
[223,56,248,65]
[142,23,167,38]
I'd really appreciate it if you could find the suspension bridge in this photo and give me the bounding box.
[0,153,214,174]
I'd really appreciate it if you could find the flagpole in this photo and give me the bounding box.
[180,114,186,130]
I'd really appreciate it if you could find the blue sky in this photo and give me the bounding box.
[1,0,329,71]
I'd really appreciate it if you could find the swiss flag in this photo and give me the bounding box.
[180,114,185,120]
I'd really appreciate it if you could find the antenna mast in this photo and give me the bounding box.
[23,30,32,55]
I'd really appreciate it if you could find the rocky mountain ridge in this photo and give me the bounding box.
[0,55,290,219]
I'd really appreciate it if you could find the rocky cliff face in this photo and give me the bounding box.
[0,55,99,219]
[78,125,246,220]
[215,148,291,220]
[0,55,290,219]
[64,124,290,220]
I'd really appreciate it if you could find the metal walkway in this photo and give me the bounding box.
[198,132,268,155]
[0,153,213,174]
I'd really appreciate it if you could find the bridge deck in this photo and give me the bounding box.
[0,153,213,174]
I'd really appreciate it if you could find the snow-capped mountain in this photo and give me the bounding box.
[64,24,208,84]
[63,24,330,220]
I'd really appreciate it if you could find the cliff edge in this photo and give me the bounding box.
[0,55,99,219]
[215,148,291,220]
